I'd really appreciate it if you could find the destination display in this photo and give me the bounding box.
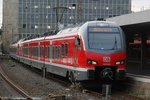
[88,27,119,33]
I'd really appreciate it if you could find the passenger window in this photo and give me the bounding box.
[40,47,43,57]
[47,47,50,58]
[55,46,58,59]
[24,47,29,55]
[58,46,60,59]
[52,46,55,59]
[49,45,52,59]
[61,44,65,56]
[65,44,68,56]
[32,47,38,57]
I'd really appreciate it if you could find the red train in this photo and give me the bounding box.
[10,21,126,82]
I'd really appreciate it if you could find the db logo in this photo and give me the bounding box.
[103,57,111,62]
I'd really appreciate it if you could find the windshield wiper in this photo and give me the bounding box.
[111,36,118,50]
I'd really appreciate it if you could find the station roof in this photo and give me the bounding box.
[106,10,150,34]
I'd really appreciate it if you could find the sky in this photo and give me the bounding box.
[0,0,2,28]
[0,0,150,28]
[132,0,150,12]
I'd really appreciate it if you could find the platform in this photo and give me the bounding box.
[127,61,150,76]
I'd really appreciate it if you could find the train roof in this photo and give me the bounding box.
[57,21,118,35]
[19,21,119,43]
[85,21,118,27]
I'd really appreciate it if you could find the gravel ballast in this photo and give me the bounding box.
[0,59,100,100]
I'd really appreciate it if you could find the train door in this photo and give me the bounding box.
[17,44,19,56]
[73,37,81,67]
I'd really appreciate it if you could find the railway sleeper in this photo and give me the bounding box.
[48,93,66,100]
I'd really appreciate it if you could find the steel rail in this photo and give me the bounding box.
[0,66,33,100]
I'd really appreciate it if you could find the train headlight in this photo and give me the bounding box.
[92,61,97,65]
[116,61,120,65]
[120,60,125,64]
[87,60,98,65]
[116,60,125,65]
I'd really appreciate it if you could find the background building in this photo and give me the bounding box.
[2,0,131,53]
[18,0,131,38]
[2,0,18,53]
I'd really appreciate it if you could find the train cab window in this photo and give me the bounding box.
[65,44,68,56]
[61,44,65,56]
[88,27,121,50]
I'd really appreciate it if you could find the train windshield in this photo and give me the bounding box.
[88,27,121,50]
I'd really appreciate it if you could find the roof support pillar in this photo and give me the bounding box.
[140,32,147,71]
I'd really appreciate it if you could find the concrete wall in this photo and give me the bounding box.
[2,0,18,53]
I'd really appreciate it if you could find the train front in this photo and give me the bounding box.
[80,21,126,80]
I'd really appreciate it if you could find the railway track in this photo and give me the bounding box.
[18,60,146,100]
[0,54,9,59]
[0,57,145,100]
[0,65,33,100]
[25,63,149,100]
